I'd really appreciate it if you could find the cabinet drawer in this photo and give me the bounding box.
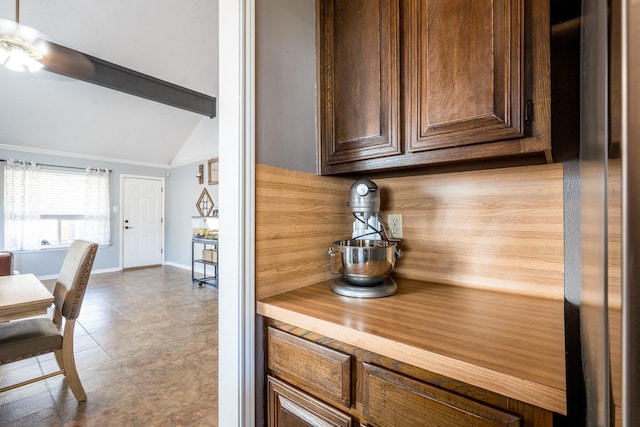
[362,363,521,427]
[268,376,353,427]
[268,327,351,407]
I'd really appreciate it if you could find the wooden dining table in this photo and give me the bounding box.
[0,274,54,322]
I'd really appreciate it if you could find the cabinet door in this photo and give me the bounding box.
[268,376,353,427]
[362,363,521,427]
[317,0,401,172]
[405,0,526,152]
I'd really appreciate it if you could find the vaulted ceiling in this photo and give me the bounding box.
[0,0,219,168]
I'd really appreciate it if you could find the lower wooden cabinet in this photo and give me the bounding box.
[362,363,521,427]
[268,327,351,408]
[265,321,554,427]
[268,376,353,427]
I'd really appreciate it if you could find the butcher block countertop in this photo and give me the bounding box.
[257,278,567,415]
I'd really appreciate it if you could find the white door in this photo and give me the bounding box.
[122,177,164,269]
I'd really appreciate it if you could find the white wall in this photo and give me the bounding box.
[0,148,166,276]
[165,160,219,268]
[171,118,220,168]
[0,148,222,277]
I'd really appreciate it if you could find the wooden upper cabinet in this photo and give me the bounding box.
[405,0,525,152]
[316,0,552,175]
[316,0,401,173]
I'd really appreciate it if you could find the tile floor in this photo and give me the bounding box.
[0,266,219,426]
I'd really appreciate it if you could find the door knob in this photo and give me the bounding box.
[125,226,134,229]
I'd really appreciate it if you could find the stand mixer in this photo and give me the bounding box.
[349,179,384,240]
[328,179,402,298]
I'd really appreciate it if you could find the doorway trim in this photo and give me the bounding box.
[218,0,256,425]
[119,174,166,270]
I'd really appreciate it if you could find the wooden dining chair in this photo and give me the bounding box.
[0,240,98,401]
[0,251,13,276]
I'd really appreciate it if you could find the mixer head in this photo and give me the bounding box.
[349,179,380,220]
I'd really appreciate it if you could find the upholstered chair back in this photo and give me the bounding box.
[53,240,98,320]
[0,251,13,276]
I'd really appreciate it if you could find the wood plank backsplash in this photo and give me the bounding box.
[608,159,622,416]
[256,165,353,300]
[608,159,622,305]
[256,163,565,300]
[378,164,564,298]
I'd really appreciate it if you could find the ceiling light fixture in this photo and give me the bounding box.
[0,0,45,72]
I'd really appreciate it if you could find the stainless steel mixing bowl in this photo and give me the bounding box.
[329,240,402,286]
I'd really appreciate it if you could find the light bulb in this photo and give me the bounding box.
[5,49,28,71]
[24,54,43,71]
[0,33,45,72]
[3,48,43,72]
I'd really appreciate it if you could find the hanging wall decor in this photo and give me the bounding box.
[197,164,204,184]
[196,188,214,216]
[208,158,218,185]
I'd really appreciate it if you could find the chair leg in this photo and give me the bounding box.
[61,320,86,402]
[53,309,65,371]
[62,347,86,402]
[54,348,64,371]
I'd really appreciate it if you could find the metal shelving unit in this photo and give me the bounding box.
[192,238,218,287]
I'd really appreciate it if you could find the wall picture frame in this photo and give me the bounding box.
[208,158,219,185]
[196,188,214,216]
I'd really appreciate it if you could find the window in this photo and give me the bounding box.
[39,171,89,246]
[4,163,110,250]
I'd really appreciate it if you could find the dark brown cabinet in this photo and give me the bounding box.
[404,0,525,152]
[268,376,353,427]
[265,322,554,427]
[316,0,401,168]
[317,0,552,175]
[362,363,521,427]
[267,327,352,409]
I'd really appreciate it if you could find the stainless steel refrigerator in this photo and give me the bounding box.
[580,0,639,425]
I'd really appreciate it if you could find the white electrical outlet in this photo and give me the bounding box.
[387,214,403,239]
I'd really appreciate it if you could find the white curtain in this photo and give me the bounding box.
[83,168,111,245]
[4,160,43,250]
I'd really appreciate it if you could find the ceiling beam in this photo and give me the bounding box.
[42,41,217,118]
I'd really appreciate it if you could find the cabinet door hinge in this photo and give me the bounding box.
[524,100,534,128]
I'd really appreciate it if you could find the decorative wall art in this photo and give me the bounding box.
[208,158,219,185]
[197,164,204,184]
[196,188,214,216]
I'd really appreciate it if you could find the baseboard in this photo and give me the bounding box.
[37,266,122,281]
[37,263,198,281]
[163,261,192,271]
